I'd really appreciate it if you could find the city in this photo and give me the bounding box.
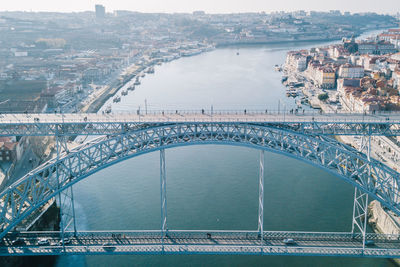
[1,1,400,267]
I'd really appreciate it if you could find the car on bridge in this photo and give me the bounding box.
[37,238,50,246]
[102,242,116,251]
[11,238,25,246]
[364,240,375,246]
[283,238,296,245]
[59,237,72,245]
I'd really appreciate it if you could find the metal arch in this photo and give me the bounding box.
[1,123,400,239]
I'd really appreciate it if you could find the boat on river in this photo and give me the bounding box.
[105,105,112,114]
[275,65,282,72]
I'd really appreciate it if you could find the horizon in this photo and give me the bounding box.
[0,9,398,16]
[0,0,399,15]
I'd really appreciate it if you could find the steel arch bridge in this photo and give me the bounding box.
[1,120,400,257]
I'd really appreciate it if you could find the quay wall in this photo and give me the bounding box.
[369,200,400,265]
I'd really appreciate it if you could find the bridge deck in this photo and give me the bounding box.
[1,231,400,257]
[0,112,399,124]
[1,112,400,136]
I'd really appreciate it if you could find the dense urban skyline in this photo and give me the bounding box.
[0,0,399,14]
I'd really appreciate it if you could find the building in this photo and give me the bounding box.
[316,67,336,89]
[337,78,361,95]
[393,70,400,89]
[0,137,17,162]
[338,64,364,79]
[379,29,400,49]
[95,5,106,19]
[193,11,206,16]
[285,51,308,72]
[358,40,397,55]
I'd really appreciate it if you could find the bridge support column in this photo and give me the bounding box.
[55,135,65,250]
[351,135,371,250]
[56,135,77,240]
[351,188,369,249]
[160,149,168,239]
[59,186,77,234]
[258,150,264,242]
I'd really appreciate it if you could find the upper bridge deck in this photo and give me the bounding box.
[0,111,399,136]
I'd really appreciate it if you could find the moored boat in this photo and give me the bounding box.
[105,105,112,114]
[113,96,121,103]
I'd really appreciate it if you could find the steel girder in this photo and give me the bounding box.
[1,115,400,136]
[0,123,400,240]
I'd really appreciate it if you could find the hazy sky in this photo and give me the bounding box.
[0,0,399,14]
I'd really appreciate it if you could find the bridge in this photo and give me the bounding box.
[1,111,400,257]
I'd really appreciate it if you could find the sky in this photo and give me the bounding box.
[0,0,399,14]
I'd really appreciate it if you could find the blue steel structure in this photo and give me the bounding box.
[0,112,400,257]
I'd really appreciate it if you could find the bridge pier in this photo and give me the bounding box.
[160,149,168,241]
[258,150,264,243]
[59,186,77,234]
[55,135,65,250]
[351,135,371,250]
[56,135,77,243]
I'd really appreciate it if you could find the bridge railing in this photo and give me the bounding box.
[2,109,400,116]
[1,110,400,123]
[103,109,400,116]
[8,230,400,241]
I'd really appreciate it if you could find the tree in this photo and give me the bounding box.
[318,93,329,101]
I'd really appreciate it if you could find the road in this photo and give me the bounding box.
[1,231,400,257]
[0,111,399,124]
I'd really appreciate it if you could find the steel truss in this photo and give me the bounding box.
[1,123,400,240]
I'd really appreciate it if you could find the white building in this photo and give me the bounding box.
[285,52,308,72]
[338,64,364,78]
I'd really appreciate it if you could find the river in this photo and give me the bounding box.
[56,31,396,267]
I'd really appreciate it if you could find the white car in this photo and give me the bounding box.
[38,238,50,245]
[283,238,296,245]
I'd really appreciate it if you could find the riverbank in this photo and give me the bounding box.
[369,201,400,265]
[80,68,140,114]
[215,26,393,48]
[80,46,215,115]
[216,37,344,48]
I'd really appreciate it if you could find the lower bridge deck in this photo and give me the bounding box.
[1,231,400,257]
